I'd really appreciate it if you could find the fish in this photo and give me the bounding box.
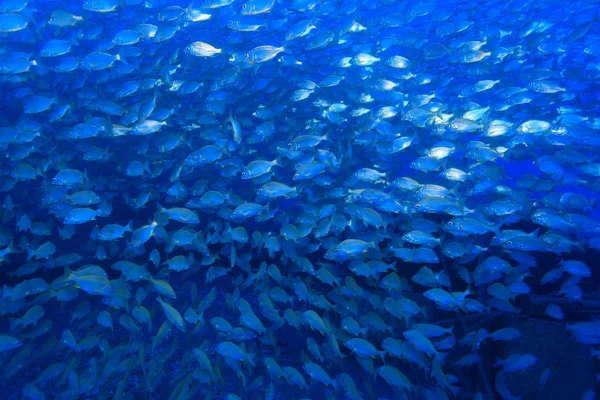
[216,341,256,366]
[0,334,23,352]
[0,0,597,399]
[185,41,222,57]
[156,296,185,331]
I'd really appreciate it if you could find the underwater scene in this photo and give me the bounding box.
[0,0,599,399]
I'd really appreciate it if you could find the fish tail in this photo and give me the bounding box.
[331,379,340,393]
[272,156,283,168]
[25,246,34,262]
[37,164,47,178]
[155,202,166,216]
[247,352,256,367]
[436,350,447,365]
[143,159,152,175]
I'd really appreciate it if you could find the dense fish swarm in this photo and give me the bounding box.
[0,0,599,399]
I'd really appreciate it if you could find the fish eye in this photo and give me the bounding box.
[244,54,250,59]
[507,241,513,245]
[459,225,463,229]
[287,143,293,148]
[258,188,263,193]
[52,178,57,183]
[411,162,416,166]
[242,3,247,8]
[241,171,246,177]
[519,244,523,248]
[415,204,420,208]
[447,221,453,226]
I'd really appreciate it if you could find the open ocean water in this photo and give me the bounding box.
[0,0,599,399]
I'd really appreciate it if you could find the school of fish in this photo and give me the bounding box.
[0,0,599,399]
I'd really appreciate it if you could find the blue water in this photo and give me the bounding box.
[0,0,599,399]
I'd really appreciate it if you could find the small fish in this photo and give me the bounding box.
[216,342,256,366]
[185,41,222,57]
[156,297,185,331]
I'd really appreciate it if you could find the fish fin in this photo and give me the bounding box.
[529,227,540,237]
[25,246,34,262]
